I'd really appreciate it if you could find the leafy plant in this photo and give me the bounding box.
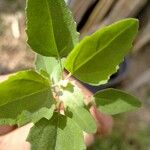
[0,0,141,149]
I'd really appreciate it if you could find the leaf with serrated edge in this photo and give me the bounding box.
[94,88,141,115]
[60,83,96,133]
[27,112,86,150]
[0,70,54,126]
[65,18,139,85]
[26,0,79,57]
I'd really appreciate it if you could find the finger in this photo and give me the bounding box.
[84,132,94,147]
[0,126,16,136]
[90,105,113,136]
[0,124,32,150]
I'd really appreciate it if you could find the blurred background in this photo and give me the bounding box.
[0,0,150,149]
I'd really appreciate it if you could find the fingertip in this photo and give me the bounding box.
[90,106,113,136]
[0,126,17,136]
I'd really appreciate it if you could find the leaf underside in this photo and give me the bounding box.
[94,88,141,115]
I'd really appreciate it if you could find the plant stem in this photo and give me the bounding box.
[57,55,63,80]
[65,72,72,80]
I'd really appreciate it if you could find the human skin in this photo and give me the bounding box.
[0,74,113,149]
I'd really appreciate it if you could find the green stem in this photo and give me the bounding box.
[57,55,63,80]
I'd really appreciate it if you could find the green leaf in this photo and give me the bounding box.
[94,88,141,115]
[60,83,96,133]
[31,106,55,123]
[27,113,86,150]
[26,0,79,57]
[35,55,59,76]
[35,54,66,84]
[60,83,85,108]
[17,105,55,126]
[65,18,139,85]
[66,107,96,133]
[0,70,54,126]
[51,58,66,84]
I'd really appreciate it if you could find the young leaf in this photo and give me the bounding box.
[0,70,54,126]
[65,18,139,85]
[26,0,79,57]
[50,58,66,84]
[35,54,66,84]
[60,83,96,133]
[27,113,86,150]
[35,55,58,76]
[94,88,141,115]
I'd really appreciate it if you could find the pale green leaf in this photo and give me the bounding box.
[35,54,66,84]
[65,18,139,85]
[66,107,96,133]
[26,0,79,57]
[17,105,55,126]
[35,55,59,76]
[51,58,66,84]
[60,83,96,133]
[27,113,86,150]
[31,105,55,124]
[60,83,84,108]
[0,70,54,126]
[94,88,141,115]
